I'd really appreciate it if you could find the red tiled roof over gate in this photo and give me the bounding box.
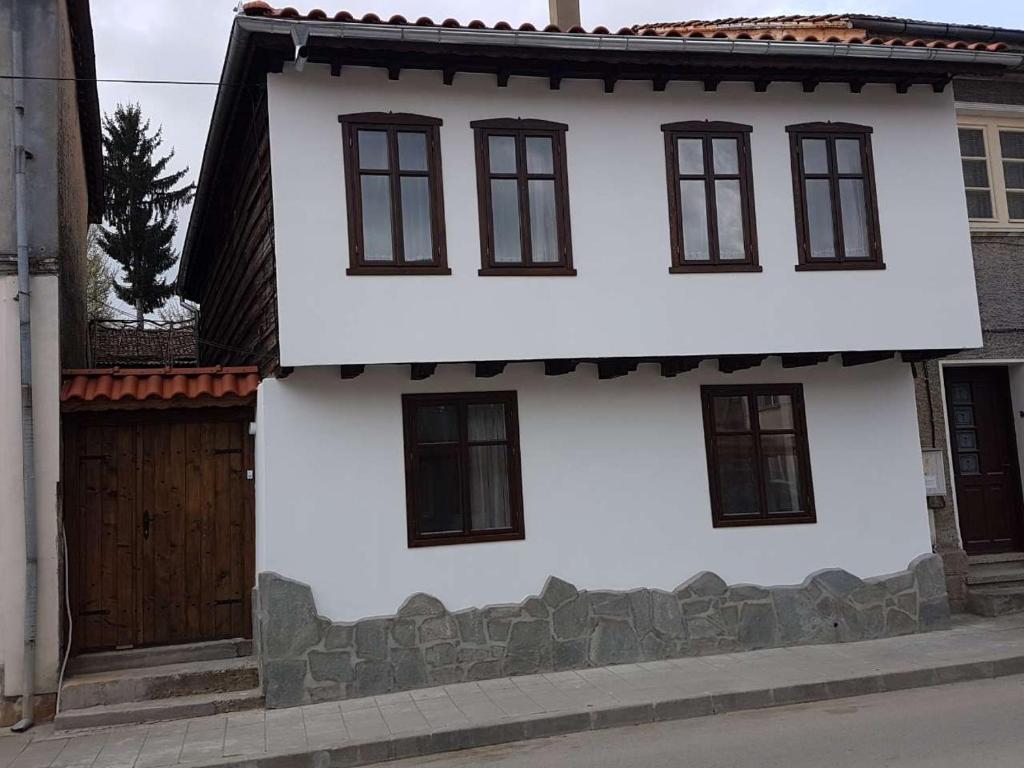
[61,367,260,405]
[238,3,1010,51]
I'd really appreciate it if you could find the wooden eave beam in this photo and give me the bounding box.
[841,351,895,367]
[780,353,832,369]
[544,359,579,376]
[659,357,703,377]
[597,359,639,380]
[410,363,437,380]
[719,355,767,374]
[475,361,508,378]
[900,349,957,364]
[339,365,364,379]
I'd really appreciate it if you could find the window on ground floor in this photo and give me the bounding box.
[701,384,816,527]
[402,391,525,547]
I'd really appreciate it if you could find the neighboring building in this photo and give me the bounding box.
[0,0,102,725]
[170,3,1024,708]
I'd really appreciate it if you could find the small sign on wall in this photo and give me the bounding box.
[922,449,947,496]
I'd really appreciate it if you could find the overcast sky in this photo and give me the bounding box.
[90,0,1022,299]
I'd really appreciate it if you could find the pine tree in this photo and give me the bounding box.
[99,103,195,328]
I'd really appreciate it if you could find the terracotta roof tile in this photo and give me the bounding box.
[61,367,260,405]
[239,3,1009,51]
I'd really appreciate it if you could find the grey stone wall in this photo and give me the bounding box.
[954,76,1024,106]
[255,555,950,708]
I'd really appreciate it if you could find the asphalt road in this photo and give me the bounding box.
[392,674,1024,767]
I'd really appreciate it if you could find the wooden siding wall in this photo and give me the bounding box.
[193,90,280,376]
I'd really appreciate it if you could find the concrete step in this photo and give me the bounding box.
[60,656,260,711]
[966,562,1024,587]
[68,638,253,676]
[54,688,264,732]
[968,552,1024,566]
[966,585,1024,617]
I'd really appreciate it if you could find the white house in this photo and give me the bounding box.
[173,2,1023,707]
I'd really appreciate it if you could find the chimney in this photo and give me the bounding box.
[549,0,581,29]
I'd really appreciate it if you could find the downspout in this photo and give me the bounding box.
[10,0,38,734]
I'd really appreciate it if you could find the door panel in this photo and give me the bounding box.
[66,409,255,653]
[946,367,1024,555]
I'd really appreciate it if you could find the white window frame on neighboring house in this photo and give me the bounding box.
[957,104,1024,232]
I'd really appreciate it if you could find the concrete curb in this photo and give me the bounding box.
[199,653,1024,768]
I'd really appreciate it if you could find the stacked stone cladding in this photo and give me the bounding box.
[256,554,950,708]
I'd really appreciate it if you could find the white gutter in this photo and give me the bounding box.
[236,16,1024,68]
[10,0,38,734]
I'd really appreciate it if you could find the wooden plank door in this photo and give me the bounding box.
[66,409,255,653]
[64,420,137,652]
[946,366,1024,555]
[137,414,255,646]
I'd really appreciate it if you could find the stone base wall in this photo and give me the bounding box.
[255,555,950,708]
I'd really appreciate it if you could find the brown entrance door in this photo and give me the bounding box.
[65,408,255,653]
[945,366,1024,555]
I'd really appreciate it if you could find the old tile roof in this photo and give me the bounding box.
[61,367,260,405]
[239,3,1010,51]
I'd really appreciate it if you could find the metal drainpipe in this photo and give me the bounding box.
[10,0,38,734]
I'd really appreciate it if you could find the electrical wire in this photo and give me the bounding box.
[55,516,72,715]
[0,74,228,86]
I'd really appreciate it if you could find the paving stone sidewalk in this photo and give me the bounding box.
[5,614,1024,768]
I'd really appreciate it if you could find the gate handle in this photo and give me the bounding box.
[143,511,151,540]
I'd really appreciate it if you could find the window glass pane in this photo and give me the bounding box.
[1004,161,1024,190]
[757,395,794,430]
[950,383,971,404]
[762,434,803,515]
[488,136,517,173]
[715,435,759,517]
[956,431,977,451]
[1000,131,1024,160]
[490,179,521,263]
[839,178,871,260]
[680,180,710,261]
[526,136,554,174]
[802,138,829,174]
[835,139,862,174]
[966,190,994,219]
[469,446,511,531]
[416,451,462,534]
[959,454,980,475]
[357,130,389,170]
[468,403,506,442]
[962,159,990,188]
[713,396,750,432]
[712,138,738,174]
[959,128,986,157]
[677,138,704,175]
[1009,192,1024,220]
[400,177,433,263]
[805,179,835,259]
[359,175,393,262]
[397,132,428,171]
[954,406,975,427]
[714,180,745,261]
[416,404,459,443]
[528,179,559,263]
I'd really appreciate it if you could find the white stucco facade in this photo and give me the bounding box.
[267,65,982,367]
[0,275,61,700]
[255,359,931,621]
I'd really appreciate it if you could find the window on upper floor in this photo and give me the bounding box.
[786,123,884,271]
[701,384,816,528]
[662,121,760,273]
[471,119,575,276]
[402,392,525,547]
[958,118,1024,230]
[339,113,450,275]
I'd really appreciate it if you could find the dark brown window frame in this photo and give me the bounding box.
[662,121,760,273]
[787,122,884,271]
[339,112,450,275]
[472,118,575,276]
[402,391,526,548]
[701,384,817,528]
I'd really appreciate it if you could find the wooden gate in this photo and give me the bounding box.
[63,407,255,653]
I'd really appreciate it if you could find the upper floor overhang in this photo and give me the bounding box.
[177,5,1024,298]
